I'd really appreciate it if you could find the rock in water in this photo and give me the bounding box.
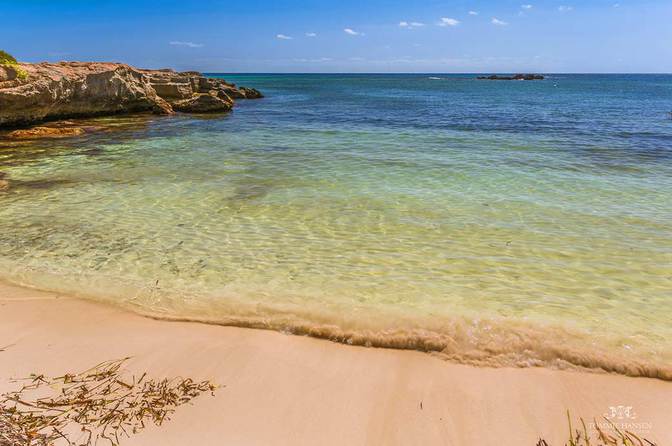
[477,74,545,80]
[0,62,172,127]
[172,93,233,113]
[142,70,238,112]
[239,87,264,99]
[0,62,263,128]
[0,171,7,191]
[7,126,86,138]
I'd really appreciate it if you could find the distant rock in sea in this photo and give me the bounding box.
[477,74,545,81]
[0,62,263,128]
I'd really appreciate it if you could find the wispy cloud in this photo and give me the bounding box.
[344,28,362,36]
[305,32,317,37]
[491,17,508,26]
[468,11,479,16]
[521,4,533,9]
[438,17,460,27]
[557,5,574,12]
[399,21,425,28]
[276,34,293,40]
[169,41,204,48]
[292,57,333,63]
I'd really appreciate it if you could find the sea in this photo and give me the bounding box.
[1,74,671,378]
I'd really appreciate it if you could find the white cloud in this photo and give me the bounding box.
[557,5,574,12]
[169,41,204,48]
[491,17,508,25]
[468,11,479,15]
[305,32,317,37]
[521,4,533,9]
[344,28,362,35]
[613,3,620,6]
[293,57,332,63]
[276,34,293,40]
[399,21,425,28]
[438,17,460,27]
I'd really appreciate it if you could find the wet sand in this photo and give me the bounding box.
[1,281,671,445]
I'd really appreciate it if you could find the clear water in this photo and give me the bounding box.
[1,74,671,377]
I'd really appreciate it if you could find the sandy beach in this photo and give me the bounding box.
[3,3,672,444]
[2,281,671,445]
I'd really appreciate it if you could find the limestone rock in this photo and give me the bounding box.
[0,62,174,127]
[172,93,233,113]
[239,87,264,99]
[0,62,263,128]
[142,69,263,104]
[8,126,87,138]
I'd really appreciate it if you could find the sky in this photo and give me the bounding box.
[1,0,671,73]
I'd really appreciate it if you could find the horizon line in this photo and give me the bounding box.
[201,71,672,75]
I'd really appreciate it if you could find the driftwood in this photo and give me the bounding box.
[0,358,216,446]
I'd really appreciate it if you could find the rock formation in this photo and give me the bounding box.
[0,62,263,128]
[477,74,545,81]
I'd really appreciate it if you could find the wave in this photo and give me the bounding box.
[137,310,672,381]
[2,269,670,381]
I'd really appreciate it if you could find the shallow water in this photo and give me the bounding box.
[1,74,671,377]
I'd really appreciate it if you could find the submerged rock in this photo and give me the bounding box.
[8,126,86,138]
[0,62,263,129]
[477,74,545,80]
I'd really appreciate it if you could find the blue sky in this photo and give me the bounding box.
[1,0,671,73]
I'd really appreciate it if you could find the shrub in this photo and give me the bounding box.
[0,49,17,65]
[0,49,28,81]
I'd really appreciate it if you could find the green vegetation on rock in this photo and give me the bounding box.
[0,49,28,80]
[0,50,18,64]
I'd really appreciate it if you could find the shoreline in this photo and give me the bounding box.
[2,272,669,382]
[2,281,672,444]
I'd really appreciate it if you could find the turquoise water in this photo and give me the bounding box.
[1,74,671,377]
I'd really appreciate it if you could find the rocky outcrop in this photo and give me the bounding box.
[140,69,263,108]
[477,74,545,80]
[0,63,172,127]
[140,69,239,113]
[172,93,233,113]
[0,62,263,128]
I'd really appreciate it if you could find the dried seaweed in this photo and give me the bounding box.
[0,358,216,446]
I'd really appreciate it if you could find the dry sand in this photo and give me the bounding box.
[1,281,671,445]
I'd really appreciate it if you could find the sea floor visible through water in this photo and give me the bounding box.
[1,74,671,378]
